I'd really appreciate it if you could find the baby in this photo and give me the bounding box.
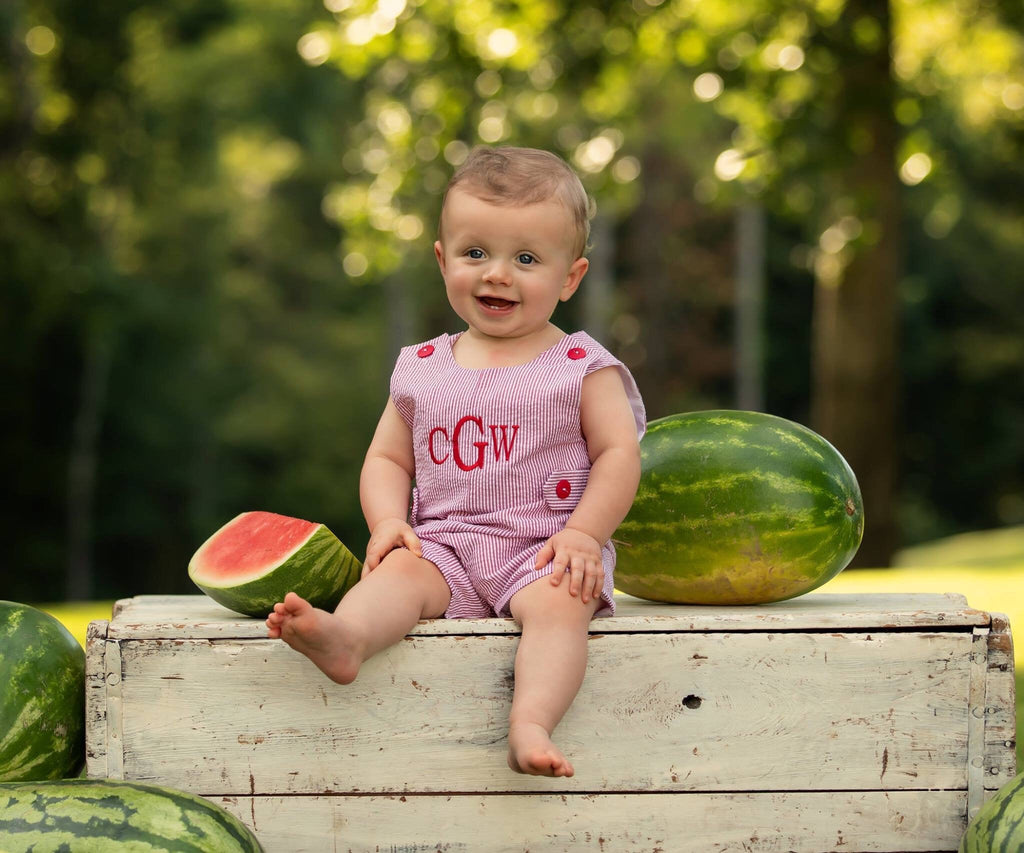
[267,146,645,778]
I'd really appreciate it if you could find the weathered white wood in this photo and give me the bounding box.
[984,613,1017,788]
[115,630,975,795]
[85,593,1016,853]
[966,628,989,819]
[103,634,124,779]
[84,620,109,777]
[101,592,988,640]
[211,791,967,853]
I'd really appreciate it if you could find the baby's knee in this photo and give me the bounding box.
[510,576,600,626]
[376,547,435,582]
[374,547,451,615]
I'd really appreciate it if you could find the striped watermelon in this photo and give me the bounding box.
[0,778,263,851]
[0,602,85,782]
[614,410,864,605]
[189,511,361,617]
[960,772,1024,851]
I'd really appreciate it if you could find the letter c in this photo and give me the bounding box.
[428,427,449,465]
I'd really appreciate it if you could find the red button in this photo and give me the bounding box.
[567,347,586,360]
[556,479,572,499]
[417,345,435,358]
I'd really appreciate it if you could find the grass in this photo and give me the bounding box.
[39,525,1022,773]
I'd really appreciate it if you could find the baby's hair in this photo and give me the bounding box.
[440,146,591,259]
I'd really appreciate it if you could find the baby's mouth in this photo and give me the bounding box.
[478,296,516,309]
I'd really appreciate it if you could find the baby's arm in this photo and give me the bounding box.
[359,399,421,575]
[534,366,641,603]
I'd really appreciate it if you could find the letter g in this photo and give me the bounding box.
[452,415,486,471]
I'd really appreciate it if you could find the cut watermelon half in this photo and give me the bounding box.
[188,511,361,617]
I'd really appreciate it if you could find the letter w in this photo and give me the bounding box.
[489,425,520,461]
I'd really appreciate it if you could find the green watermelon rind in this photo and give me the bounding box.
[189,521,361,617]
[959,772,1024,853]
[0,778,263,852]
[0,602,86,783]
[614,410,865,605]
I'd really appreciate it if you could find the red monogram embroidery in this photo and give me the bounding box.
[428,416,520,471]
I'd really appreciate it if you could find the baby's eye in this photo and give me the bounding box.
[466,248,485,259]
[517,253,536,265]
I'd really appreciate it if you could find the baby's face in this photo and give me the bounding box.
[434,189,588,344]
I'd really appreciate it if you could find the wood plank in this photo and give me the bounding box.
[983,612,1017,789]
[211,791,968,853]
[113,631,974,795]
[104,636,125,779]
[84,621,109,777]
[102,592,989,641]
[966,628,988,818]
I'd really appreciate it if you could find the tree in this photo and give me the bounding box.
[808,0,902,566]
[1,0,384,599]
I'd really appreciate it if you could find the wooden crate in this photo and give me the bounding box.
[86,593,1016,853]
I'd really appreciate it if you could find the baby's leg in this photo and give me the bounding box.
[266,549,451,684]
[506,578,600,777]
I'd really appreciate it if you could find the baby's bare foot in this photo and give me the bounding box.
[266,592,362,684]
[507,722,574,777]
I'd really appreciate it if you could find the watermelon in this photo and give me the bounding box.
[0,778,263,852]
[960,771,1024,851]
[189,511,361,617]
[0,602,85,782]
[613,410,864,605]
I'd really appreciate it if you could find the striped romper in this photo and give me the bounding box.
[389,331,646,619]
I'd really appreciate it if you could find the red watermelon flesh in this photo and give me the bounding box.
[188,511,361,616]
[195,512,318,580]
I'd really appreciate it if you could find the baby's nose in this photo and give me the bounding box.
[483,259,512,285]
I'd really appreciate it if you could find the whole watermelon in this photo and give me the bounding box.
[614,410,864,604]
[0,602,85,782]
[0,778,263,851]
[960,772,1024,852]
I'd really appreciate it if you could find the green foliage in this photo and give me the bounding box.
[2,0,383,598]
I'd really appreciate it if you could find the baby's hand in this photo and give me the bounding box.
[364,518,422,577]
[535,527,604,604]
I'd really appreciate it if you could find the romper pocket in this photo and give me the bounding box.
[543,469,589,512]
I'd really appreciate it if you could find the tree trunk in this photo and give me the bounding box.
[811,0,901,566]
[618,143,735,419]
[67,334,113,600]
[1,0,37,158]
[735,203,765,412]
[582,213,614,343]
[385,273,415,361]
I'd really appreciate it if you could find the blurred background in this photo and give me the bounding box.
[2,0,1023,605]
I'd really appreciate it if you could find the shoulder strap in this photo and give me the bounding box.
[572,333,647,440]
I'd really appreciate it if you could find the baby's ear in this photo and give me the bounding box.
[434,241,446,275]
[559,257,589,302]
